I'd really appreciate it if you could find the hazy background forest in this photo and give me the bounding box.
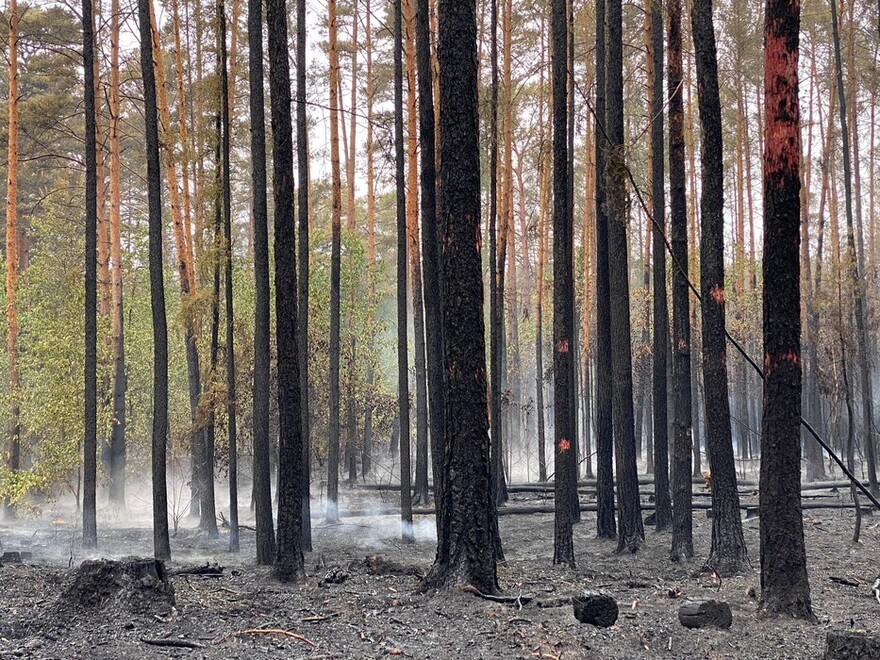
[0,0,876,525]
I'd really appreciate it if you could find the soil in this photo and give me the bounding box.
[1,488,878,659]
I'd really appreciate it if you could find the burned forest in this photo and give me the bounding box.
[2,0,880,657]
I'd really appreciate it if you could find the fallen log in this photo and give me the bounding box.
[824,630,880,659]
[678,599,732,629]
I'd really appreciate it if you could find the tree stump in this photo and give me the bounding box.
[572,592,618,627]
[57,558,175,615]
[824,631,880,659]
[678,599,732,629]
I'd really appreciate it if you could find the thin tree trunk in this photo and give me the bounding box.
[296,0,312,551]
[669,0,693,561]
[363,0,376,481]
[83,0,99,548]
[594,0,616,540]
[650,0,671,530]
[108,0,126,508]
[138,0,171,560]
[327,0,343,523]
[551,0,575,567]
[607,0,644,554]
[248,0,275,561]
[691,0,749,575]
[394,0,413,542]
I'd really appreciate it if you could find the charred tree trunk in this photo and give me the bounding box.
[691,0,749,575]
[422,0,498,593]
[758,0,813,619]
[268,0,305,581]
[137,0,171,560]
[668,0,693,561]
[248,0,275,560]
[551,0,575,568]
[607,0,644,554]
[594,0,616,541]
[650,0,671,531]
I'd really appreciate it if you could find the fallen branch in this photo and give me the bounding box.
[169,562,224,577]
[140,637,204,649]
[236,629,316,647]
[461,584,534,605]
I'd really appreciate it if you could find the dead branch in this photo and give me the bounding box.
[236,628,316,647]
[140,637,204,649]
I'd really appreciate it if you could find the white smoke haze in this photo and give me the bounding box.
[0,462,438,567]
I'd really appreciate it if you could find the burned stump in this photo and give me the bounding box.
[824,631,880,659]
[572,592,618,628]
[58,558,175,615]
[678,599,732,629]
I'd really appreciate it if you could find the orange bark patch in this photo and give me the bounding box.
[709,285,725,304]
[558,438,571,452]
[557,339,569,353]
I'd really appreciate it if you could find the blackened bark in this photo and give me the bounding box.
[759,0,813,619]
[489,0,505,521]
[395,0,414,542]
[422,0,498,593]
[650,0,671,532]
[248,0,275,562]
[217,0,238,553]
[551,0,575,567]
[327,0,342,524]
[668,0,693,561]
[296,0,312,551]
[606,0,644,554]
[691,0,749,576]
[416,0,444,530]
[267,0,305,582]
[83,0,98,549]
[594,0,616,540]
[138,0,170,560]
[830,0,878,497]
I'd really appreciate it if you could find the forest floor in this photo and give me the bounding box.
[1,486,879,659]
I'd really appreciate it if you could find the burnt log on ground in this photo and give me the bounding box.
[824,631,880,659]
[56,558,174,616]
[168,562,224,577]
[572,592,618,627]
[678,599,732,629]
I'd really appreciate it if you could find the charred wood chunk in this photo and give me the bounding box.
[678,598,732,629]
[824,631,880,659]
[572,592,618,628]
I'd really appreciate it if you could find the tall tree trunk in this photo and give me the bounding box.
[594,0,616,540]
[108,0,127,508]
[404,0,429,506]
[536,37,548,484]
[248,0,276,560]
[551,0,575,567]
[650,0,671,531]
[138,0,171,560]
[422,0,498,591]
[416,0,444,518]
[268,0,305,581]
[83,0,99,549]
[758,0,813,619]
[148,6,212,531]
[691,0,749,575]
[489,0,507,519]
[327,0,343,523]
[296,0,312,551]
[3,0,20,521]
[668,0,693,561]
[394,0,414,542]
[607,0,644,554]
[830,0,878,496]
[363,0,376,482]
